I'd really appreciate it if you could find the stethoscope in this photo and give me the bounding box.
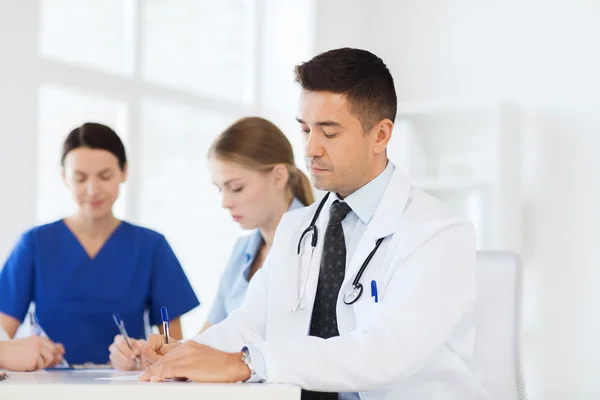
[293,192,384,312]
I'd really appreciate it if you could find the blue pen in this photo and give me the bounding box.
[112,314,140,367]
[371,280,379,303]
[161,306,170,344]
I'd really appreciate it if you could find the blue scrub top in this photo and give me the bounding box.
[0,220,200,364]
[207,198,305,324]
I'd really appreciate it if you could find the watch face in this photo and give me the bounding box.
[241,347,249,362]
[241,347,254,376]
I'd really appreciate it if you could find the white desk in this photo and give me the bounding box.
[0,369,300,399]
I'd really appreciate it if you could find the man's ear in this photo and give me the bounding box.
[372,119,393,155]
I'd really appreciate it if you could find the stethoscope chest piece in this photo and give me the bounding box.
[343,283,363,305]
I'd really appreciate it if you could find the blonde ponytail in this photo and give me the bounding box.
[288,167,315,206]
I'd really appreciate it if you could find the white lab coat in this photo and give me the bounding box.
[194,166,491,399]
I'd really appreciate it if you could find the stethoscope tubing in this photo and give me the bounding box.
[296,193,385,306]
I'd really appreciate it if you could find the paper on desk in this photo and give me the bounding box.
[5,369,49,375]
[69,369,119,373]
[95,375,141,381]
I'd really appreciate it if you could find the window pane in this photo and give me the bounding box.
[141,0,252,103]
[137,97,242,336]
[40,0,133,75]
[37,85,128,223]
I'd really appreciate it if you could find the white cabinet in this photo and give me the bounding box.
[389,100,522,252]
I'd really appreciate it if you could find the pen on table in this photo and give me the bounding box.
[112,314,140,367]
[161,306,170,344]
[371,280,379,303]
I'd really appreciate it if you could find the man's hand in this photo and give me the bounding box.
[0,336,65,371]
[138,340,251,383]
[108,335,145,370]
[140,333,180,369]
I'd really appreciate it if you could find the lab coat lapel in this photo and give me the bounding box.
[343,167,411,285]
[294,194,332,333]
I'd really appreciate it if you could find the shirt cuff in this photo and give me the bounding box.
[245,344,267,382]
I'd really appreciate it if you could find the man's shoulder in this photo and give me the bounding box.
[404,186,471,227]
[394,187,475,254]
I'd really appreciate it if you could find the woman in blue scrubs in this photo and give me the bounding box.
[0,122,199,367]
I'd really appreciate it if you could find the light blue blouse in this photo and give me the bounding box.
[207,198,305,324]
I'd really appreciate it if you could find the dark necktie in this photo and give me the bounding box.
[302,200,352,400]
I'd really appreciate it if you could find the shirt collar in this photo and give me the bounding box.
[242,197,305,274]
[333,161,395,224]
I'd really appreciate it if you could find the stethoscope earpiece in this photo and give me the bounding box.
[297,193,330,255]
[297,225,315,255]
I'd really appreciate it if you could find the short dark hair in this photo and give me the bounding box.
[294,47,397,132]
[61,122,127,170]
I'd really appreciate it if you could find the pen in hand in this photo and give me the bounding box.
[112,314,140,368]
[29,311,70,368]
[161,307,170,344]
[29,311,41,336]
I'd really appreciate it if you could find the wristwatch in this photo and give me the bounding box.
[241,346,255,378]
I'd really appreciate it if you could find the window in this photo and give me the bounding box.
[141,0,252,103]
[40,0,133,76]
[37,0,257,336]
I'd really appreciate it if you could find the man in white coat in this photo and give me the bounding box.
[140,48,491,400]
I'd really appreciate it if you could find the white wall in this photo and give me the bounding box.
[0,2,39,260]
[316,1,600,399]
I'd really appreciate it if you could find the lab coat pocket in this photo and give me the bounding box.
[352,296,381,330]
